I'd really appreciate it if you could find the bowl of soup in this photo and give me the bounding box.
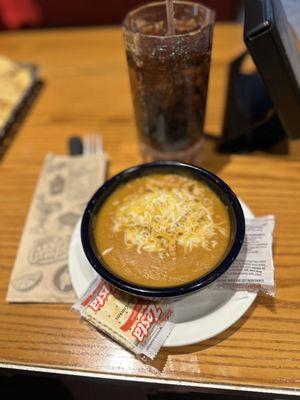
[81,161,245,299]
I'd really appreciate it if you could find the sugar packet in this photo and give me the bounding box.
[73,277,174,359]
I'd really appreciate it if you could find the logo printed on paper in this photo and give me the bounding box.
[88,284,110,312]
[28,237,69,265]
[132,304,162,342]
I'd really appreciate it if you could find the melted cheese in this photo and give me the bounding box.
[112,176,225,255]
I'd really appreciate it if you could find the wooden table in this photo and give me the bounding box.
[0,25,299,397]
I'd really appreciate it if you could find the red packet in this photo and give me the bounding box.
[73,277,174,359]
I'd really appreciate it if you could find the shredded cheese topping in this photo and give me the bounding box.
[112,175,226,255]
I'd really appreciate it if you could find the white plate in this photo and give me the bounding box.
[69,200,256,347]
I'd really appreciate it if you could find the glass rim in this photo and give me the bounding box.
[122,0,215,39]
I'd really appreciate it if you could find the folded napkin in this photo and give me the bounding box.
[6,152,107,303]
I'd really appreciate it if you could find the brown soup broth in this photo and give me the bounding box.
[93,174,231,287]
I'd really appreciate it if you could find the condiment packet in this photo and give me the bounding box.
[6,152,107,303]
[212,215,275,296]
[73,277,174,360]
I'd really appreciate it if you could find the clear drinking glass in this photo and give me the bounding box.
[123,1,215,164]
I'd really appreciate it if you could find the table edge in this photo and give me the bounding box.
[0,362,299,397]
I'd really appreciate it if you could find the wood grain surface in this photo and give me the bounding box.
[0,25,299,393]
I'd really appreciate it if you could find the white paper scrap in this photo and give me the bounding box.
[214,216,275,296]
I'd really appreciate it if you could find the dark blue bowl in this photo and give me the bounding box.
[81,161,245,299]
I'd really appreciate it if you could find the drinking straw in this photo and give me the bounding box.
[166,0,176,35]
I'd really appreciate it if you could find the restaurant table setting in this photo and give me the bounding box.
[5,142,276,360]
[4,0,278,362]
[1,0,300,396]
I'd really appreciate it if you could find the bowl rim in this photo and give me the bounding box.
[81,161,245,298]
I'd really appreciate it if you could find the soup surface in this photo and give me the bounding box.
[93,173,231,287]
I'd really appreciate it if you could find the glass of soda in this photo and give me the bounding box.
[123,1,215,164]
